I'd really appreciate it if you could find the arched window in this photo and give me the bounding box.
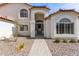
[20,9,28,17]
[56,18,74,34]
[60,18,71,23]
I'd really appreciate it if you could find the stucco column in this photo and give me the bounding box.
[76,17,79,39]
[44,20,46,37]
[30,21,35,38]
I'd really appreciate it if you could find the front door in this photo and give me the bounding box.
[35,23,44,36]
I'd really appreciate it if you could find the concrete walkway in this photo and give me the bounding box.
[28,39,52,56]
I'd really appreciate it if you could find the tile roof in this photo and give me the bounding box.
[45,9,79,20]
[0,16,16,24]
[31,6,50,10]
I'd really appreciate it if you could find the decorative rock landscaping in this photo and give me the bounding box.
[0,37,79,56]
[0,37,34,56]
[46,39,79,56]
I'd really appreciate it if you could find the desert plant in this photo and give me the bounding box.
[69,39,76,43]
[62,40,68,43]
[19,42,24,49]
[77,40,79,43]
[16,42,25,52]
[54,39,60,43]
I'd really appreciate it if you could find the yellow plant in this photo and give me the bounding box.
[16,42,25,52]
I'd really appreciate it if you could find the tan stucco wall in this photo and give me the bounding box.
[45,19,51,38]
[0,3,79,38]
[50,12,79,39]
[30,8,49,37]
[0,3,32,36]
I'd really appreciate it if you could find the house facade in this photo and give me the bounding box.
[0,3,79,39]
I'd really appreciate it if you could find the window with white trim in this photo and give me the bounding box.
[20,25,28,31]
[20,9,28,17]
[56,18,74,34]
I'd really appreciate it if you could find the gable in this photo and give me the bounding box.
[0,3,32,21]
[45,9,79,20]
[0,3,32,8]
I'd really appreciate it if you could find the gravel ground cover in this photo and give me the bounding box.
[0,38,79,56]
[0,37,34,56]
[45,39,79,56]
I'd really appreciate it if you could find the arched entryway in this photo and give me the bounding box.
[35,13,44,36]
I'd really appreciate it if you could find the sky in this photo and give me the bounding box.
[32,3,79,14]
[0,3,79,38]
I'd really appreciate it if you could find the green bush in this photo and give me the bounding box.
[54,39,60,43]
[69,39,76,43]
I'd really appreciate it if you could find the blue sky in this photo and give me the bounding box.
[32,3,79,14]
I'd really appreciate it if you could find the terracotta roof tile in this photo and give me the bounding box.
[31,6,50,10]
[0,16,16,24]
[45,9,79,20]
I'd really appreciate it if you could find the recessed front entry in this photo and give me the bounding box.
[35,13,44,37]
[35,22,44,36]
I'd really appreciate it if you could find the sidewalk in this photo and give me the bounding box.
[28,39,52,56]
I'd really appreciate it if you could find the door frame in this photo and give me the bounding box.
[35,21,44,36]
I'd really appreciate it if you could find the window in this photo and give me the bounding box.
[56,18,74,34]
[20,25,28,31]
[20,9,28,17]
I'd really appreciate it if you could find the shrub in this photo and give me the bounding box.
[69,39,76,43]
[19,42,24,50]
[54,39,60,43]
[62,40,68,43]
[16,42,25,52]
[77,40,79,43]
